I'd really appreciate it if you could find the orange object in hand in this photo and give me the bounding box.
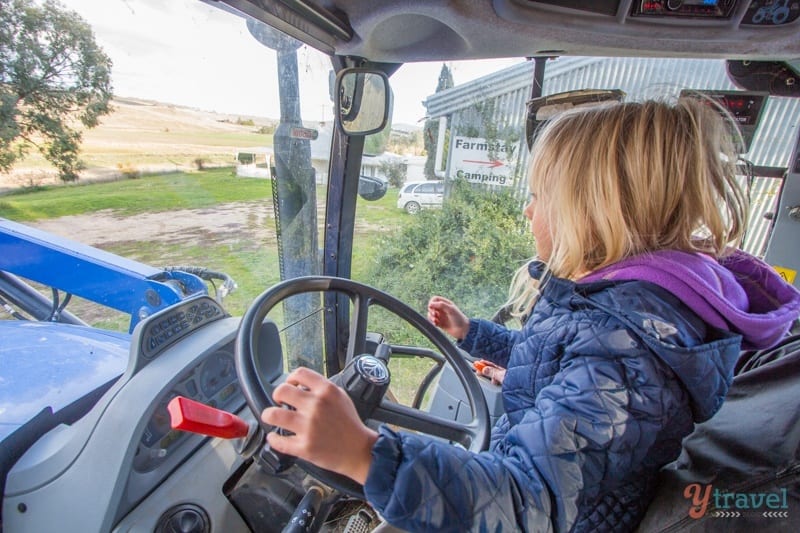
[473,360,490,373]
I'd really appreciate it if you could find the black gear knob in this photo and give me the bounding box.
[331,354,390,420]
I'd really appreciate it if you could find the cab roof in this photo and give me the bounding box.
[212,0,800,62]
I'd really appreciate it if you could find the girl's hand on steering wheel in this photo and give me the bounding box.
[261,367,379,484]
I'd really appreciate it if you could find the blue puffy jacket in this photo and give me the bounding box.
[365,270,745,532]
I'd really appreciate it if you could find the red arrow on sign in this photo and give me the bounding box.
[463,160,504,168]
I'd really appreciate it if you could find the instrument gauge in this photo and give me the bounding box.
[134,391,181,472]
[199,350,236,398]
[141,394,174,448]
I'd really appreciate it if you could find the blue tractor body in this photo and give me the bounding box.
[0,321,130,441]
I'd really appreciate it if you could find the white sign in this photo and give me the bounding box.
[450,136,518,186]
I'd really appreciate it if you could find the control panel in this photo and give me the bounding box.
[680,90,768,153]
[134,343,242,473]
[743,0,800,25]
[504,1,800,27]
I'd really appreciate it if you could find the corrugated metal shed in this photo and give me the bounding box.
[423,57,800,256]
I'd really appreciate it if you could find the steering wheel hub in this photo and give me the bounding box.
[355,355,390,385]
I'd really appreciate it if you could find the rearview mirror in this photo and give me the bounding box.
[525,89,625,150]
[335,69,392,136]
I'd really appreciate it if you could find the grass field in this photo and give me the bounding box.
[0,94,401,302]
[0,168,407,323]
[0,167,405,226]
[0,168,273,220]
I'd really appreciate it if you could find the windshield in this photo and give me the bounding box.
[1,1,797,410]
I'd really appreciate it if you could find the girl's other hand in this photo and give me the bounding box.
[477,360,506,385]
[427,295,470,340]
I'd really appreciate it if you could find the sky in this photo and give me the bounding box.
[59,0,520,126]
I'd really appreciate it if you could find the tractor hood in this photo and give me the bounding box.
[0,321,129,442]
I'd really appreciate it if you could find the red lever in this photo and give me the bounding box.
[168,396,249,439]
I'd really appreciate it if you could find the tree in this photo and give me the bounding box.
[378,158,407,188]
[0,0,112,181]
[423,64,453,179]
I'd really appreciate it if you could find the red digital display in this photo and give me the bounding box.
[634,0,733,18]
[711,94,765,126]
[680,90,768,152]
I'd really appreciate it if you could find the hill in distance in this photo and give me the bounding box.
[2,96,421,191]
[1,97,281,190]
[107,97,278,133]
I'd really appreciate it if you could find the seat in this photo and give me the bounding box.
[637,334,800,532]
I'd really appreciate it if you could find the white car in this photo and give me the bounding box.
[396,180,444,214]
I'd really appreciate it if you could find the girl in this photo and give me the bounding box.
[262,99,800,532]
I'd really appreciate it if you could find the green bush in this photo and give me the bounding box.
[366,180,535,324]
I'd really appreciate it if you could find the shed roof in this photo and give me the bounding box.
[424,57,800,168]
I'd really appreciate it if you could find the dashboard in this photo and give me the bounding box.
[3,297,252,532]
[133,342,242,473]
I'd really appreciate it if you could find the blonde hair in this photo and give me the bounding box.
[502,260,541,323]
[505,98,748,318]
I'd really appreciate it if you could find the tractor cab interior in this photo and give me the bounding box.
[2,1,800,532]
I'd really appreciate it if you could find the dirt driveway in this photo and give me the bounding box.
[29,200,276,247]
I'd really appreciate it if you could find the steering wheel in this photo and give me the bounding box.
[235,276,490,498]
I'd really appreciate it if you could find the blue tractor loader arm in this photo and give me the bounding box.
[0,217,211,332]
[0,216,237,444]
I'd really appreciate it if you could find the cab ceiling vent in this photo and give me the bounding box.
[511,0,620,16]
